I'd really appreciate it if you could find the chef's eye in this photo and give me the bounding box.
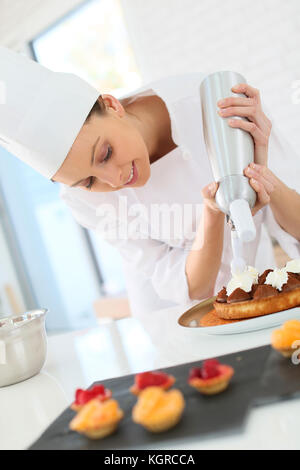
[86,176,94,189]
[85,146,112,189]
[103,145,112,163]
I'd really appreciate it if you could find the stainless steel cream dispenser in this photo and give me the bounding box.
[200,71,256,244]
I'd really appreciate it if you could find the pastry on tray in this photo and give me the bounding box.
[130,371,175,395]
[214,259,300,321]
[132,386,185,433]
[71,384,112,411]
[271,319,300,357]
[188,359,234,395]
[69,398,123,439]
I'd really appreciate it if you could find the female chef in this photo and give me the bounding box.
[1,47,300,317]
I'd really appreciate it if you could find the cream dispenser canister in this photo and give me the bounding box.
[200,71,257,245]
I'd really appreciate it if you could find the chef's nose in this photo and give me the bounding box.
[97,164,123,188]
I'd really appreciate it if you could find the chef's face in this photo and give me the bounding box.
[52,94,151,192]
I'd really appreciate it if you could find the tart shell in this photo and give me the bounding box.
[189,365,234,395]
[214,287,300,320]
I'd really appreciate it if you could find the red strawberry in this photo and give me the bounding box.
[136,371,169,390]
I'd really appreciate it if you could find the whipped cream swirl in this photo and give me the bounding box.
[226,266,259,296]
[284,259,300,274]
[265,268,288,291]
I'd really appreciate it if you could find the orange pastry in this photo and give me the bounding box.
[188,359,234,395]
[71,385,112,411]
[69,398,123,439]
[271,319,300,357]
[130,371,175,395]
[132,386,185,433]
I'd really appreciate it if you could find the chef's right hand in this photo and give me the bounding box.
[244,163,276,216]
[201,181,222,213]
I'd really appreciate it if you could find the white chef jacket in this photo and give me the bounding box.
[60,73,300,318]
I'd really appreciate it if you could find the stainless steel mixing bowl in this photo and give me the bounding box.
[0,309,48,387]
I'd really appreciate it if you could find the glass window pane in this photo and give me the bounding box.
[32,0,142,95]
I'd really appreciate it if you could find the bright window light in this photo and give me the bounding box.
[32,0,142,95]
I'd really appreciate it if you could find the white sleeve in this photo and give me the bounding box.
[103,235,192,305]
[263,120,300,258]
[264,205,300,259]
[59,185,192,305]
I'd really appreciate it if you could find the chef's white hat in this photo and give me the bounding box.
[0,46,99,179]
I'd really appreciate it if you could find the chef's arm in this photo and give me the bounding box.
[244,164,300,241]
[269,178,300,241]
[186,187,225,300]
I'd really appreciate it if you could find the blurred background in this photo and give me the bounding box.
[0,0,299,332]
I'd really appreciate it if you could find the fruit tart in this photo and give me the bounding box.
[132,386,185,433]
[214,260,300,320]
[271,320,300,358]
[69,398,123,439]
[188,359,234,395]
[130,371,175,396]
[71,384,112,411]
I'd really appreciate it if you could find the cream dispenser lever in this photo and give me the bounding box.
[200,71,257,245]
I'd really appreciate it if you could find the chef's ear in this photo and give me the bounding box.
[85,95,107,124]
[101,93,125,117]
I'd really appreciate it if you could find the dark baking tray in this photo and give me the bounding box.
[29,345,300,450]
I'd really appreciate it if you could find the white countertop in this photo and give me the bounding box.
[1,304,300,450]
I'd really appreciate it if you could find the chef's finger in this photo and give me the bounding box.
[249,163,277,183]
[247,163,277,189]
[228,119,268,146]
[244,167,274,194]
[231,83,261,102]
[201,181,218,199]
[218,106,257,120]
[250,178,270,215]
[217,97,254,108]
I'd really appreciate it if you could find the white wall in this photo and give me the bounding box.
[121,0,300,154]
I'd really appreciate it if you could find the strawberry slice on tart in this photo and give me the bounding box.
[188,359,234,395]
[130,371,175,396]
[71,384,112,411]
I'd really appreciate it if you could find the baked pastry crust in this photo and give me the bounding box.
[189,364,234,395]
[132,386,185,433]
[214,287,300,320]
[69,398,123,439]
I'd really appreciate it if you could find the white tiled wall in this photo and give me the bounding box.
[121,0,300,154]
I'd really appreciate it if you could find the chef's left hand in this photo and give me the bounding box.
[217,83,272,167]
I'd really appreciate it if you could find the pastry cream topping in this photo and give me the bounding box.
[247,266,259,283]
[284,259,300,274]
[226,266,257,296]
[265,268,288,291]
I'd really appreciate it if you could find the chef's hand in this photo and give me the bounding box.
[202,164,276,217]
[217,83,272,167]
[201,181,222,213]
[244,163,276,216]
